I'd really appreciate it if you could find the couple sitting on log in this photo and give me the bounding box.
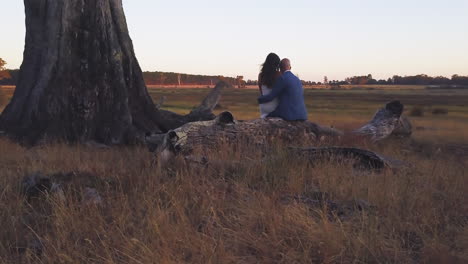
[258,53,308,121]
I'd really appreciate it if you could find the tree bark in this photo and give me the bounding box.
[0,0,221,145]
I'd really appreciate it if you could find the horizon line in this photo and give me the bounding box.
[2,67,466,83]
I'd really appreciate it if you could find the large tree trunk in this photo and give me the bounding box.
[0,0,220,145]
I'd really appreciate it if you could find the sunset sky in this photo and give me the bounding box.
[1,0,467,81]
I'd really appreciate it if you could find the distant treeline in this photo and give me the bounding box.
[0,69,19,85]
[0,69,247,88]
[309,74,468,86]
[1,69,468,87]
[143,71,246,87]
[248,74,468,86]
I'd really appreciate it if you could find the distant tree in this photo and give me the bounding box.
[0,58,11,80]
[432,76,450,85]
[142,71,240,86]
[236,76,246,88]
[452,74,468,85]
[159,73,167,85]
[246,79,258,86]
[388,74,455,85]
[0,58,6,105]
[392,75,402,84]
[337,74,467,86]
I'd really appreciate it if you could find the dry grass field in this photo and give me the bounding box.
[1,86,467,263]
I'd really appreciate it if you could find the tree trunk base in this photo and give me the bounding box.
[0,0,229,146]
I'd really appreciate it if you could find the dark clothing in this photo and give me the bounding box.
[257,71,308,121]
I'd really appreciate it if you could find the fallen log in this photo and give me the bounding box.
[146,111,343,158]
[154,96,167,110]
[148,101,412,155]
[147,81,228,132]
[182,145,407,172]
[21,171,110,204]
[354,100,412,141]
[146,101,410,167]
[290,147,407,170]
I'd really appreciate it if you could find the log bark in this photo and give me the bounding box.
[0,0,224,145]
[183,146,406,172]
[146,111,343,157]
[354,100,412,141]
[147,101,413,157]
[146,111,406,170]
[146,102,411,168]
[290,147,407,170]
[154,81,227,131]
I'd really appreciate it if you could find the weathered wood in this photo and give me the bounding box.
[0,0,224,145]
[147,111,343,159]
[391,115,412,138]
[354,100,412,141]
[154,81,228,131]
[182,146,406,173]
[290,147,407,170]
[148,101,413,157]
[147,102,410,168]
[154,96,167,110]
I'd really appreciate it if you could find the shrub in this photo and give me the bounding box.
[432,108,448,115]
[409,107,424,117]
[0,88,5,108]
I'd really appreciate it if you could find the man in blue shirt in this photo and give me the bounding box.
[257,58,308,121]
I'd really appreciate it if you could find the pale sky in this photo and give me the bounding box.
[1,0,467,81]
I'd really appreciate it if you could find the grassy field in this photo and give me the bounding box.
[1,86,467,263]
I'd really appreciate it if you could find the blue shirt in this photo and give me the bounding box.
[257,71,308,121]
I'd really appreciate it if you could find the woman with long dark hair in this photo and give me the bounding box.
[258,53,281,118]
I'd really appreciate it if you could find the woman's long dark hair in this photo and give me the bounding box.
[259,53,281,89]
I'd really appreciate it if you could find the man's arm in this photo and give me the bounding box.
[257,76,286,104]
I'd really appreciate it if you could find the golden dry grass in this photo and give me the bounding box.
[0,136,467,263]
[1,86,467,263]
